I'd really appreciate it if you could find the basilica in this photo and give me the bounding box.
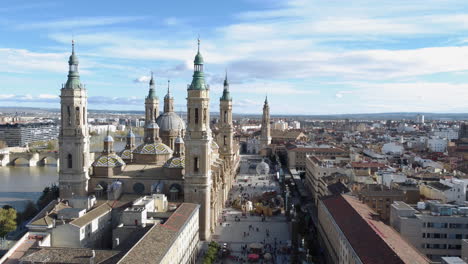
[58,40,240,240]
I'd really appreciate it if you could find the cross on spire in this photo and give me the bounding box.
[167,80,170,94]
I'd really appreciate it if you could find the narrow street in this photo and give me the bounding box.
[211,155,292,263]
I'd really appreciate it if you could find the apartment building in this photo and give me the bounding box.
[0,122,59,147]
[305,155,352,205]
[391,200,468,261]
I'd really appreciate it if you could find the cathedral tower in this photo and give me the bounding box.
[260,96,271,148]
[184,39,213,240]
[59,41,91,199]
[218,71,234,161]
[144,73,159,140]
[164,80,174,113]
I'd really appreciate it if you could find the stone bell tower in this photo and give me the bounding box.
[184,39,213,240]
[59,41,91,199]
[260,96,271,149]
[144,73,159,140]
[218,71,234,161]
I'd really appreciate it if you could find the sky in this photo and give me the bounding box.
[1,0,468,115]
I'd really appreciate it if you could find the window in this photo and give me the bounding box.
[67,106,71,125]
[203,108,207,123]
[224,111,227,123]
[195,108,199,124]
[76,107,80,125]
[83,107,86,124]
[67,154,72,169]
[224,135,227,146]
[194,157,199,172]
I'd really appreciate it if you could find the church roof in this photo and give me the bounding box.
[93,153,126,167]
[133,142,173,155]
[156,112,186,132]
[119,149,133,160]
[163,156,185,169]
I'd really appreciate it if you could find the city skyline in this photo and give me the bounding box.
[1,0,468,114]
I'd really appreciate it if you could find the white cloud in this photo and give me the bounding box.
[164,17,182,26]
[134,75,151,83]
[0,48,67,73]
[38,94,58,99]
[15,16,145,30]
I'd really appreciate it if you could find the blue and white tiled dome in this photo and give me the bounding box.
[163,156,185,168]
[93,153,125,167]
[133,142,173,155]
[119,149,133,160]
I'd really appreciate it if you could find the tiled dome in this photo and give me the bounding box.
[119,149,133,160]
[93,153,125,167]
[163,156,185,168]
[133,142,173,155]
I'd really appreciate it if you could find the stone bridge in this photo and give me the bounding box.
[0,150,59,167]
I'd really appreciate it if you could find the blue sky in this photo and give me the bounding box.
[1,0,468,114]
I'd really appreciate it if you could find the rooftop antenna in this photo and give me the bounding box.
[197,35,200,52]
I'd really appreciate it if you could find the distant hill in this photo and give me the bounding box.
[0,107,467,121]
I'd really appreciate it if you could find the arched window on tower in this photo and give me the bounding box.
[154,109,157,120]
[194,157,199,172]
[224,111,227,123]
[203,108,207,123]
[188,109,191,124]
[76,107,80,125]
[67,106,71,125]
[67,153,72,169]
[83,107,86,125]
[194,108,199,124]
[224,135,227,146]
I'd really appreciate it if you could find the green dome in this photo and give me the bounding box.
[194,51,203,64]
[68,53,79,65]
[189,71,206,90]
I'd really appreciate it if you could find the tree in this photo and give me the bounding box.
[0,208,17,237]
[37,185,60,210]
[17,201,39,224]
[2,205,13,210]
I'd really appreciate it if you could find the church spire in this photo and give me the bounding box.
[163,79,174,113]
[65,40,82,89]
[220,70,232,101]
[165,80,171,98]
[189,38,206,90]
[147,72,157,99]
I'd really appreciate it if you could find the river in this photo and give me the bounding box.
[0,138,138,212]
[0,166,58,212]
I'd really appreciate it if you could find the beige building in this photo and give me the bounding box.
[304,154,352,205]
[318,194,430,264]
[288,145,347,171]
[356,185,405,222]
[118,203,200,264]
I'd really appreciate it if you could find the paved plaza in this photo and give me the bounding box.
[211,155,291,263]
